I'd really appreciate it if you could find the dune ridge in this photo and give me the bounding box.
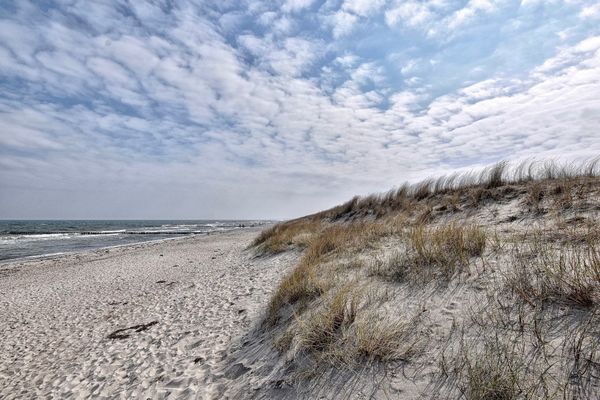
[234,158,600,399]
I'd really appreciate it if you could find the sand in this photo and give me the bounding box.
[0,228,298,399]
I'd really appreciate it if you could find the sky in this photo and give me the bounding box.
[0,0,599,220]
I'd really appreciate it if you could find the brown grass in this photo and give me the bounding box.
[438,306,561,400]
[266,219,405,324]
[353,313,423,363]
[305,158,599,222]
[508,238,600,308]
[371,224,487,283]
[251,218,322,255]
[448,338,531,400]
[525,182,545,213]
[295,284,360,355]
[247,157,600,395]
[283,285,424,368]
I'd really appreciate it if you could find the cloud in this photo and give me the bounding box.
[330,10,359,38]
[385,1,434,28]
[342,0,387,17]
[447,0,499,30]
[580,3,600,19]
[239,35,323,76]
[282,0,316,13]
[0,1,599,219]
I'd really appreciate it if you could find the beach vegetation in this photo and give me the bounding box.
[249,157,600,396]
[369,223,486,283]
[507,236,600,308]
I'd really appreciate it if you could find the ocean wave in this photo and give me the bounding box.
[0,232,123,244]
[13,233,75,240]
[0,221,261,261]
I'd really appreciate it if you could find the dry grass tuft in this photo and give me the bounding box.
[455,341,527,400]
[371,224,486,283]
[267,261,324,325]
[508,238,600,308]
[485,161,508,189]
[438,321,555,400]
[524,182,545,213]
[551,179,575,211]
[353,313,423,363]
[283,285,424,368]
[251,218,322,255]
[266,220,405,324]
[412,179,433,200]
[295,284,360,354]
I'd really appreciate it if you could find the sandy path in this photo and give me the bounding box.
[0,229,296,399]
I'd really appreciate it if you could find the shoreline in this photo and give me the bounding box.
[0,226,296,399]
[0,226,267,265]
[0,234,190,266]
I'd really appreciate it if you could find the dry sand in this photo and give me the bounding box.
[0,228,298,399]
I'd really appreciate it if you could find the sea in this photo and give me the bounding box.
[0,220,269,262]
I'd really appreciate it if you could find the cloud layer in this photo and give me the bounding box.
[1,0,599,219]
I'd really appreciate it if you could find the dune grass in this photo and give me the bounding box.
[370,223,486,283]
[279,284,424,368]
[508,236,600,308]
[295,284,360,355]
[442,335,536,400]
[265,219,404,325]
[353,312,423,363]
[248,157,600,395]
[251,217,323,255]
[308,158,600,221]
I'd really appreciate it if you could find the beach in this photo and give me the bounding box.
[0,228,297,399]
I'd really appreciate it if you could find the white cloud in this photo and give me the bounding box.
[350,62,386,85]
[1,2,599,219]
[331,11,359,38]
[580,3,600,19]
[400,59,419,75]
[257,11,278,25]
[239,35,323,77]
[282,0,316,13]
[0,19,39,63]
[342,0,387,16]
[384,0,505,35]
[334,54,360,68]
[447,0,498,30]
[87,57,134,86]
[329,0,388,38]
[385,1,433,27]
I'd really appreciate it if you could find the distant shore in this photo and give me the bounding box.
[0,233,189,265]
[0,220,271,262]
[0,227,297,399]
